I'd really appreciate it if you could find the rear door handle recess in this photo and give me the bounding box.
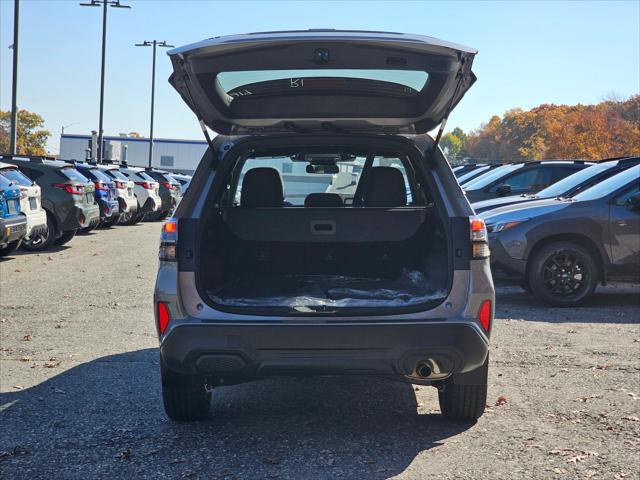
[310,220,336,235]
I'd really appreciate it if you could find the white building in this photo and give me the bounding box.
[59,133,208,174]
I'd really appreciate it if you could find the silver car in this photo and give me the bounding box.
[154,30,494,422]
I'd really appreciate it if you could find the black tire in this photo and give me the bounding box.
[55,229,77,246]
[161,361,211,421]
[145,210,165,222]
[21,212,56,251]
[438,359,488,422]
[0,240,22,257]
[528,241,598,307]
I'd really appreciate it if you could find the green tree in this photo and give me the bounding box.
[0,109,50,155]
[441,132,463,158]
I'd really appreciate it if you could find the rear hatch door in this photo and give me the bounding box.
[168,30,477,135]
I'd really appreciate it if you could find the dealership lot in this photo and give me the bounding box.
[0,222,638,480]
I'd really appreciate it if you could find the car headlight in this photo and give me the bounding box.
[487,219,529,233]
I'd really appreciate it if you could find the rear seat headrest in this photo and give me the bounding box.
[304,192,344,207]
[240,167,284,207]
[363,167,407,207]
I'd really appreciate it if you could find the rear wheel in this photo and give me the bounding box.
[55,229,77,246]
[438,358,488,422]
[161,361,211,421]
[21,212,56,251]
[0,240,22,257]
[528,241,598,307]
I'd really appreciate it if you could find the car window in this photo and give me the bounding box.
[493,168,539,190]
[88,169,113,183]
[537,163,613,197]
[136,171,156,182]
[613,184,640,206]
[457,166,491,184]
[574,165,640,201]
[233,155,412,206]
[1,168,33,186]
[550,166,581,183]
[463,164,521,190]
[106,169,129,181]
[0,174,13,189]
[17,167,43,181]
[59,167,90,183]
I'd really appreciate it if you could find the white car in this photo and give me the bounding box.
[97,165,140,225]
[119,166,162,220]
[0,162,47,243]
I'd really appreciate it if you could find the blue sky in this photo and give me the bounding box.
[1,0,638,153]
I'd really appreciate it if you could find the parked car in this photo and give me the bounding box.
[119,167,162,221]
[171,173,192,193]
[96,164,140,225]
[472,156,640,213]
[0,161,47,246]
[142,169,182,220]
[0,173,27,256]
[6,156,100,250]
[457,163,502,186]
[483,164,640,307]
[463,160,592,203]
[155,30,494,422]
[452,163,489,178]
[72,162,120,229]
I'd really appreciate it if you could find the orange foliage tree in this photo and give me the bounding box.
[459,95,639,162]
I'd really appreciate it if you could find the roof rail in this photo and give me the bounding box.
[0,153,56,163]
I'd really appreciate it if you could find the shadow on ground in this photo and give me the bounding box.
[0,348,471,479]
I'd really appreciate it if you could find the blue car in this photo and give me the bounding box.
[0,173,27,256]
[73,162,120,229]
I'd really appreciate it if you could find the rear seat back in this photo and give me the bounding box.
[240,167,284,207]
[304,193,343,207]
[363,167,407,207]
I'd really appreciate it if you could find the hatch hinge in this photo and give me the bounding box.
[429,54,474,164]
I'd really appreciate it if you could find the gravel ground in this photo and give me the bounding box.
[1,222,638,480]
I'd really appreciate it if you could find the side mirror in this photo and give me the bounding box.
[626,193,640,212]
[495,184,512,196]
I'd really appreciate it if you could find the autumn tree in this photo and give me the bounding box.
[0,110,50,155]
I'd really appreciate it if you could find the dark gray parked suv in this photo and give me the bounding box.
[154,30,495,422]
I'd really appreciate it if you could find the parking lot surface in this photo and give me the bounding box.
[1,223,639,480]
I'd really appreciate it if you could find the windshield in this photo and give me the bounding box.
[537,163,614,198]
[105,169,129,181]
[463,164,522,190]
[573,165,640,201]
[457,166,492,184]
[60,167,90,183]
[89,168,113,183]
[1,168,33,187]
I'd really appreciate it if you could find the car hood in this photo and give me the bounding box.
[168,30,477,135]
[481,198,570,226]
[472,194,536,213]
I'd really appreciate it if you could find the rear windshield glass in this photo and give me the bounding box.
[105,169,128,181]
[0,174,13,189]
[1,168,33,187]
[89,168,113,183]
[463,164,522,190]
[573,166,640,201]
[136,171,156,182]
[59,167,89,183]
[232,154,414,207]
[216,69,429,105]
[536,163,613,197]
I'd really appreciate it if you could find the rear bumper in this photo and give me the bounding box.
[118,195,138,213]
[24,209,47,236]
[159,321,489,381]
[1,215,27,245]
[98,199,120,219]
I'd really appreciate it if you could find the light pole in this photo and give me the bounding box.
[135,40,173,168]
[79,0,130,164]
[9,0,20,155]
[61,122,80,135]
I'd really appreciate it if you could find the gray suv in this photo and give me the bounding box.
[154,30,494,422]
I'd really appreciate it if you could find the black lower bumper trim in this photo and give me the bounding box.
[160,322,489,380]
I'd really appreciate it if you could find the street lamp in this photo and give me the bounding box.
[61,122,80,135]
[79,0,130,163]
[135,40,174,168]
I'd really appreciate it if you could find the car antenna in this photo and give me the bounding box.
[430,54,474,164]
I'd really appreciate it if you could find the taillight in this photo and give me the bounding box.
[19,187,28,200]
[159,220,177,261]
[53,183,84,195]
[94,181,109,191]
[157,302,170,334]
[470,217,490,259]
[114,181,125,189]
[478,299,492,333]
[135,181,151,189]
[163,181,174,190]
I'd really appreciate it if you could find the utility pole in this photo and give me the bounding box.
[9,0,20,155]
[135,40,173,168]
[80,0,130,163]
